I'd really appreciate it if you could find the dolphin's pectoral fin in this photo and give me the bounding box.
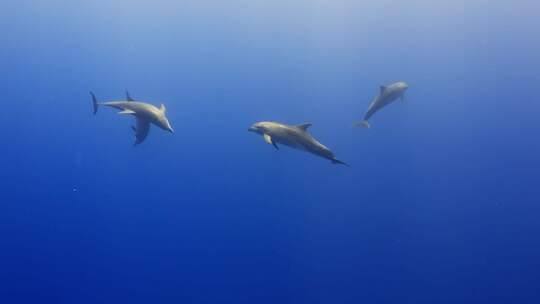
[126,90,134,101]
[400,94,405,102]
[133,118,150,145]
[263,134,278,149]
[118,109,136,115]
[296,123,312,131]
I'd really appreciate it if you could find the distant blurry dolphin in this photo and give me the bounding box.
[357,82,409,128]
[248,121,348,166]
[90,91,174,145]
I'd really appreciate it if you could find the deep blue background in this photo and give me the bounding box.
[1,1,539,303]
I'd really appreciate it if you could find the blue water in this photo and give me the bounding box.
[1,1,539,303]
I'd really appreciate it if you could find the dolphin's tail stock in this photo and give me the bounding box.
[355,120,370,128]
[332,158,349,166]
[90,92,99,115]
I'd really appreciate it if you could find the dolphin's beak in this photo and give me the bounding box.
[166,121,174,133]
[248,126,256,132]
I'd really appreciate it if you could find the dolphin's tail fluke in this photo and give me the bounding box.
[332,158,349,166]
[354,120,370,128]
[90,92,98,115]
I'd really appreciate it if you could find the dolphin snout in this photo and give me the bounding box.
[165,121,174,133]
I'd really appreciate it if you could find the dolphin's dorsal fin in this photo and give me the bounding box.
[160,103,166,113]
[126,90,134,102]
[263,134,279,149]
[380,85,387,94]
[296,123,312,131]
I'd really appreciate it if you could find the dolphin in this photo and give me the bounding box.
[357,81,409,128]
[90,91,174,145]
[248,121,348,166]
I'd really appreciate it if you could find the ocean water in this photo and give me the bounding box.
[1,1,539,303]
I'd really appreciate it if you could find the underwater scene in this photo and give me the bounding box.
[1,1,539,303]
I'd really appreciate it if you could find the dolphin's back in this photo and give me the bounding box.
[267,124,305,149]
[363,84,404,121]
[381,84,404,103]
[268,123,334,160]
[103,101,161,118]
[364,96,381,121]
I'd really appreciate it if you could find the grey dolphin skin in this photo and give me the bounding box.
[90,91,174,145]
[248,121,348,166]
[357,81,409,128]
